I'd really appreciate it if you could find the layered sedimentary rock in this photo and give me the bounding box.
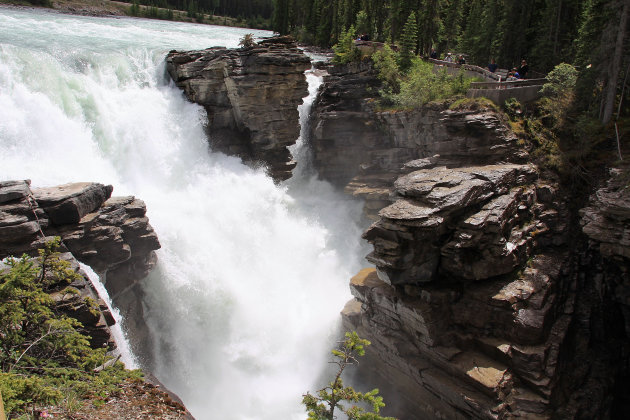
[166,36,311,181]
[343,167,575,419]
[0,180,161,355]
[311,62,630,418]
[310,62,528,220]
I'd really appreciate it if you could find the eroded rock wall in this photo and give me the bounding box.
[310,62,629,418]
[166,36,310,181]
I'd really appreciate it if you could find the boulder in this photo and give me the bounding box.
[0,180,50,257]
[580,167,630,260]
[364,164,540,285]
[33,182,113,225]
[53,195,161,299]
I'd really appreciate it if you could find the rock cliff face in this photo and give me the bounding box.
[310,62,629,418]
[166,36,311,181]
[310,62,528,220]
[0,180,161,355]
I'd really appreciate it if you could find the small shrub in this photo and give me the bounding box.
[332,26,360,64]
[239,33,256,48]
[372,44,401,94]
[504,98,523,120]
[541,63,578,97]
[449,97,499,112]
[379,58,479,109]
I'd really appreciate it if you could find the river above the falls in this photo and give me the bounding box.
[0,8,369,419]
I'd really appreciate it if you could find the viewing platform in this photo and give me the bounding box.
[466,78,546,104]
[427,58,546,105]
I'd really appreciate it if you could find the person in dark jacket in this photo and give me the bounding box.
[517,59,529,78]
[488,58,498,73]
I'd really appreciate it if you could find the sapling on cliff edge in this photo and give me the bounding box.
[302,331,397,420]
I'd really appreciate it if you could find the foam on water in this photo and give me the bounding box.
[0,9,368,419]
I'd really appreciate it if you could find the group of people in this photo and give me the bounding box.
[437,50,466,65]
[488,58,529,80]
[429,48,531,80]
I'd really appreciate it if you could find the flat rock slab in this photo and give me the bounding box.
[394,164,537,213]
[33,182,113,226]
[0,180,31,204]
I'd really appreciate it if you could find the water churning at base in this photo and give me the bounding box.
[0,9,367,419]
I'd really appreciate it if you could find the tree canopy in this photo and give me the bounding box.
[273,0,629,123]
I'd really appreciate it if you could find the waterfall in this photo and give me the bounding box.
[0,8,368,419]
[80,263,137,368]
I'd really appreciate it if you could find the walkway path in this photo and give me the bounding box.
[427,58,546,104]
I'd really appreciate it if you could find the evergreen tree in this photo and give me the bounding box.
[438,0,463,56]
[399,11,418,70]
[302,332,396,420]
[574,0,629,123]
[272,0,290,34]
[458,0,485,63]
[355,9,370,37]
[417,0,440,56]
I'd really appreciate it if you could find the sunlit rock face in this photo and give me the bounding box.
[166,36,310,182]
[313,63,630,419]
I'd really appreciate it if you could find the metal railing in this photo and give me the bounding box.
[426,58,501,81]
[470,78,547,89]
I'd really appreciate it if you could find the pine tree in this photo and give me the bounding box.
[438,0,463,56]
[272,0,290,34]
[399,11,418,70]
[574,0,629,122]
[302,332,397,420]
[417,0,440,56]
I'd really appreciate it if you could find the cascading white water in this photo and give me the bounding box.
[0,8,369,419]
[79,263,137,368]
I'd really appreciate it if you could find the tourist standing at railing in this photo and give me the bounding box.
[430,48,438,59]
[445,52,454,62]
[458,54,466,65]
[507,68,521,81]
[518,59,529,79]
[488,59,498,73]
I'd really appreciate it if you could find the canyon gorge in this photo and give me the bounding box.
[2,19,628,419]
[166,41,630,418]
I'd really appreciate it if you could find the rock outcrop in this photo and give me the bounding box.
[166,36,311,181]
[310,62,528,220]
[310,62,630,418]
[343,168,575,419]
[0,180,161,356]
